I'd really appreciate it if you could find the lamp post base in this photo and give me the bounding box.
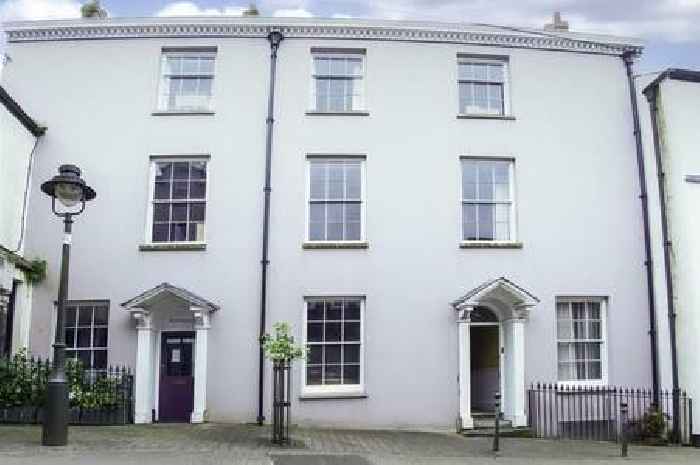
[42,379,69,446]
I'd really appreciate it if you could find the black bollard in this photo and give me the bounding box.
[493,392,501,452]
[620,402,628,457]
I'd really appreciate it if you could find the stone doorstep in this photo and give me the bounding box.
[271,454,372,465]
[461,427,533,438]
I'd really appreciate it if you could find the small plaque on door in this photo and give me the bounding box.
[171,348,181,363]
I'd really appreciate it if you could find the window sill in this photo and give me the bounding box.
[459,241,522,249]
[302,241,369,250]
[151,111,215,116]
[457,114,516,121]
[139,243,207,252]
[305,111,370,117]
[299,389,367,401]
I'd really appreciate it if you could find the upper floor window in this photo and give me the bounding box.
[461,158,514,241]
[556,298,607,383]
[458,58,508,116]
[311,50,365,113]
[158,48,216,112]
[148,158,207,243]
[64,301,109,371]
[304,297,364,394]
[307,158,364,242]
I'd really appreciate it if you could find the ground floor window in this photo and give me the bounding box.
[303,297,363,394]
[64,301,109,371]
[556,298,606,383]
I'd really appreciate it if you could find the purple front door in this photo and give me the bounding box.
[159,332,195,422]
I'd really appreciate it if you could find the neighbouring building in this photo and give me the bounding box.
[0,85,45,357]
[1,15,657,431]
[639,69,700,445]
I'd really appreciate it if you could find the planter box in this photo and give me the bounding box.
[0,406,40,424]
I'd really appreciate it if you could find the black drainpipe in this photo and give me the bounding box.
[643,83,681,442]
[257,29,284,425]
[622,52,660,404]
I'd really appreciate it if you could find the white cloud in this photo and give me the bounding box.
[273,8,314,18]
[157,2,246,17]
[0,0,81,21]
[331,13,353,19]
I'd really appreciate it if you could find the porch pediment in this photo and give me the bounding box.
[451,277,539,319]
[121,282,219,313]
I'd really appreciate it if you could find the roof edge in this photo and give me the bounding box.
[642,68,700,96]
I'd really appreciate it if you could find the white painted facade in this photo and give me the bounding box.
[639,70,700,440]
[0,86,42,355]
[0,16,654,429]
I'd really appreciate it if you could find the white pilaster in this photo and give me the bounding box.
[191,308,210,424]
[457,306,473,429]
[133,310,154,424]
[504,317,527,427]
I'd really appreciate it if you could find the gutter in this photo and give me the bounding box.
[622,52,660,404]
[257,29,284,425]
[0,85,46,137]
[643,79,681,442]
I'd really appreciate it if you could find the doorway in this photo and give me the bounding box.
[158,331,195,422]
[470,324,501,413]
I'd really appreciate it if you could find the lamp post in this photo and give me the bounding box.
[40,164,95,446]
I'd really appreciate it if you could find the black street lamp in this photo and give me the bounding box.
[40,164,95,446]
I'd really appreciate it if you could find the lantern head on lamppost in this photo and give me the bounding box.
[40,164,95,446]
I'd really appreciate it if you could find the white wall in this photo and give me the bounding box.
[2,31,651,428]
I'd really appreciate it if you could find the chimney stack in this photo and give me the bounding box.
[544,11,569,31]
[243,3,260,16]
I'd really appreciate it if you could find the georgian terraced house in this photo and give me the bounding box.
[1,15,664,432]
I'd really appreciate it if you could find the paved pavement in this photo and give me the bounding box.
[0,423,698,465]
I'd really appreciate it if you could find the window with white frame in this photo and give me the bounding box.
[149,159,207,243]
[556,298,607,382]
[64,301,108,371]
[461,158,514,241]
[304,298,363,391]
[458,58,508,116]
[308,158,364,241]
[158,49,216,112]
[311,51,365,112]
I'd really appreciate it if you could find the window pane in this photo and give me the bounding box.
[344,322,361,342]
[314,57,330,75]
[172,203,187,221]
[190,181,206,199]
[77,350,91,368]
[345,204,361,240]
[462,204,477,240]
[588,361,602,380]
[307,301,324,320]
[65,328,75,348]
[65,307,77,328]
[93,328,108,348]
[477,163,494,200]
[78,307,92,327]
[173,162,190,180]
[324,365,341,384]
[326,301,342,320]
[494,162,510,200]
[344,300,361,320]
[191,161,207,180]
[153,224,169,242]
[309,204,326,240]
[154,182,170,200]
[170,223,187,242]
[327,163,344,199]
[172,181,188,199]
[199,57,215,74]
[188,223,205,242]
[462,161,477,199]
[345,163,361,199]
[155,162,172,181]
[326,204,343,240]
[189,203,206,222]
[325,345,341,364]
[165,56,181,74]
[308,346,322,364]
[488,63,504,82]
[558,343,571,362]
[307,323,323,342]
[153,203,170,222]
[93,350,108,370]
[77,328,91,348]
[472,63,488,80]
[343,344,360,363]
[477,204,494,240]
[93,306,108,326]
[325,322,341,342]
[343,365,360,385]
[307,365,322,385]
[588,302,601,319]
[182,57,199,74]
[310,163,326,199]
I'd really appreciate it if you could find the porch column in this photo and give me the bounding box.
[503,316,527,427]
[133,310,154,424]
[457,305,473,429]
[191,308,210,423]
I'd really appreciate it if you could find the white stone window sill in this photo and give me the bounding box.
[152,110,215,116]
[555,380,608,389]
[299,387,367,400]
[457,113,516,121]
[459,241,522,249]
[139,242,207,251]
[303,241,369,250]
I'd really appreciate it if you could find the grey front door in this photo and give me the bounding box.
[159,331,195,422]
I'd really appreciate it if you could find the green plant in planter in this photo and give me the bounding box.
[0,348,48,408]
[262,322,307,361]
[640,407,668,443]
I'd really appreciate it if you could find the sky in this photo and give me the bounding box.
[1,0,699,73]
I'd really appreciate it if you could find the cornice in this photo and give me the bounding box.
[3,17,643,56]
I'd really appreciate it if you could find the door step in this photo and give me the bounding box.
[461,426,533,438]
[473,416,512,429]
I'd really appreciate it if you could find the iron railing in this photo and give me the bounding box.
[528,383,692,445]
[271,359,291,444]
[0,354,133,425]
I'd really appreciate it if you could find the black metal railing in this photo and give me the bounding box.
[528,383,692,445]
[271,359,291,444]
[0,353,133,425]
